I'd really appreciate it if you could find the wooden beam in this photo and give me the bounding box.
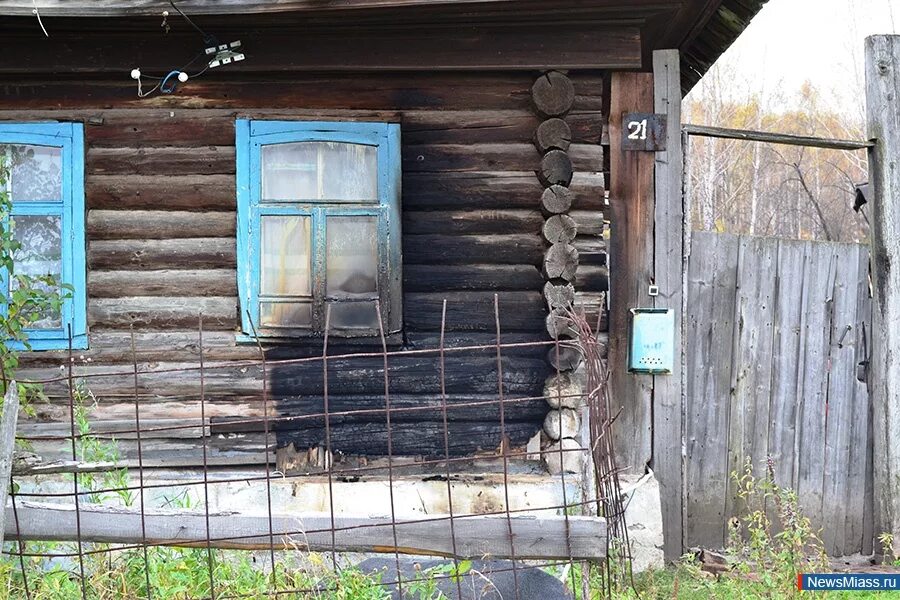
[608,72,654,472]
[0,25,641,73]
[682,124,871,152]
[0,384,19,549]
[651,49,684,563]
[5,501,607,561]
[866,34,900,557]
[2,0,515,16]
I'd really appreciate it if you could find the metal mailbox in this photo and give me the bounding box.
[628,308,675,374]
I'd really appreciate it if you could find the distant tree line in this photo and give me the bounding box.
[684,78,868,243]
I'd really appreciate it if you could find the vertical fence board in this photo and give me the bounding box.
[767,240,806,492]
[847,245,873,555]
[684,232,739,549]
[793,242,834,536]
[685,233,872,555]
[822,243,862,556]
[725,236,777,523]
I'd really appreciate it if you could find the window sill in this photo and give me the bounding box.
[9,334,89,352]
[234,331,404,349]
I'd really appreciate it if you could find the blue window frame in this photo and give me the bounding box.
[236,120,402,338]
[0,123,87,350]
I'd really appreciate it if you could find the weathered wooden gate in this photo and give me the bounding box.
[683,231,873,556]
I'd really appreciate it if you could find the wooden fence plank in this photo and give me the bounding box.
[684,232,739,549]
[5,501,607,561]
[822,243,862,555]
[725,236,777,523]
[794,242,834,536]
[845,245,873,555]
[767,240,806,493]
[0,383,19,549]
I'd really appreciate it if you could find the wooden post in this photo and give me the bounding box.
[652,49,684,562]
[608,72,655,473]
[0,382,20,549]
[866,34,900,556]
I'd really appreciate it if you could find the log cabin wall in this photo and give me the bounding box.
[0,65,608,467]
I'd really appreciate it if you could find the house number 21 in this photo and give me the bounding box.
[621,113,666,151]
[627,119,648,140]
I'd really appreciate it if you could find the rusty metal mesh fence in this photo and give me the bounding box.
[2,300,629,599]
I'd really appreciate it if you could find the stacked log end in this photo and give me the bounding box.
[531,70,586,475]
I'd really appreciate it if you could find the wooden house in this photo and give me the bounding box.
[0,1,765,476]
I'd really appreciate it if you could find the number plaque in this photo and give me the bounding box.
[621,113,667,151]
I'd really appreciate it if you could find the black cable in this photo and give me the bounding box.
[169,0,218,46]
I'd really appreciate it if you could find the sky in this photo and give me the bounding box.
[686,0,900,113]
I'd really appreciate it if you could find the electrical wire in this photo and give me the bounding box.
[32,0,49,37]
[169,0,218,46]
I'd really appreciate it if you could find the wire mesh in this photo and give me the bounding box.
[2,299,629,600]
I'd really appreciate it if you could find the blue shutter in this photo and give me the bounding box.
[0,122,87,351]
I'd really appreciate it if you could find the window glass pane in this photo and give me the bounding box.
[12,215,62,329]
[260,302,312,328]
[261,141,377,202]
[260,216,311,297]
[326,216,378,298]
[328,301,379,330]
[5,145,62,202]
[261,143,317,201]
[320,143,377,201]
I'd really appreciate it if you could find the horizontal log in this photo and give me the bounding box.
[18,331,550,368]
[574,292,607,331]
[570,210,605,236]
[403,264,543,291]
[88,210,235,240]
[540,185,573,215]
[544,372,584,409]
[78,109,604,148]
[89,238,237,270]
[548,344,583,372]
[5,501,607,561]
[546,309,577,340]
[543,281,576,310]
[17,419,207,441]
[88,297,237,330]
[534,118,572,153]
[20,419,538,463]
[212,394,549,430]
[542,214,578,244]
[404,234,543,265]
[575,265,609,292]
[19,356,549,401]
[539,150,574,187]
[543,408,580,440]
[0,23,639,73]
[572,235,607,266]
[403,143,601,173]
[543,243,579,282]
[85,171,603,213]
[532,71,576,118]
[0,73,605,111]
[276,420,542,456]
[87,175,236,211]
[403,209,541,235]
[89,270,237,297]
[87,146,236,176]
[404,292,545,331]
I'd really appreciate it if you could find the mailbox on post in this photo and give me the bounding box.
[628,308,675,374]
